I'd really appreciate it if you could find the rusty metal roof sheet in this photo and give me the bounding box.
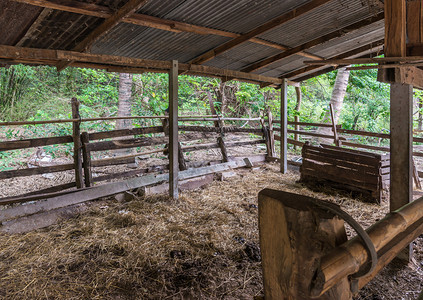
[0,0,386,82]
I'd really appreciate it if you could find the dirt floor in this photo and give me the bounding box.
[0,162,422,299]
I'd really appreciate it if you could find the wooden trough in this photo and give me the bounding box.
[258,189,423,299]
[300,143,390,203]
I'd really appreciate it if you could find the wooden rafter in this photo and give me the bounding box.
[188,0,332,65]
[0,45,287,86]
[12,0,323,61]
[15,8,52,47]
[56,0,149,71]
[281,39,384,80]
[241,13,384,73]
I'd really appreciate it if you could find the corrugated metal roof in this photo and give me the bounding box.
[0,0,387,82]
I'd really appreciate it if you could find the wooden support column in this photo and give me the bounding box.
[390,83,413,261]
[280,79,288,173]
[169,60,179,199]
[81,132,93,187]
[294,86,302,149]
[71,97,84,188]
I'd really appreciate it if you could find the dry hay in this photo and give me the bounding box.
[0,163,422,299]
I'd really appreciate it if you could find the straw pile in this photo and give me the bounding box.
[0,163,422,299]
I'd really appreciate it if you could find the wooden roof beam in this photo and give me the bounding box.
[0,45,286,86]
[188,0,332,65]
[12,0,323,61]
[56,0,149,71]
[241,13,384,73]
[281,39,384,80]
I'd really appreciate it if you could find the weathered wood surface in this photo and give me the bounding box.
[310,195,423,297]
[71,97,84,188]
[87,136,168,152]
[259,189,351,300]
[179,125,263,134]
[88,126,163,140]
[280,79,288,173]
[0,158,260,222]
[0,135,73,151]
[81,132,93,187]
[0,163,74,180]
[169,60,179,199]
[300,144,389,203]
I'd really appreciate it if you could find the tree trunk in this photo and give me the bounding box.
[318,67,350,144]
[115,73,133,156]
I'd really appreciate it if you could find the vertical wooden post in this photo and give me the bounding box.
[384,0,406,58]
[217,136,229,162]
[390,83,413,261]
[178,142,187,171]
[280,79,288,173]
[267,110,276,157]
[294,86,302,149]
[329,103,340,147]
[81,132,93,187]
[169,60,179,199]
[71,97,84,189]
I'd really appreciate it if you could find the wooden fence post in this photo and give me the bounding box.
[169,60,179,199]
[294,86,302,149]
[81,132,93,187]
[329,103,341,147]
[71,97,84,188]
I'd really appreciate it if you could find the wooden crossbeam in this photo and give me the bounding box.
[282,40,384,80]
[241,13,384,73]
[56,0,149,71]
[11,0,322,61]
[0,45,284,85]
[189,0,332,65]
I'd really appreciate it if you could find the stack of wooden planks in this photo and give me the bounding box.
[300,143,390,203]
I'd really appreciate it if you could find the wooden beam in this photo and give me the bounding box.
[281,40,384,80]
[280,79,288,174]
[0,45,283,85]
[378,67,423,90]
[385,0,406,57]
[56,0,149,71]
[390,82,413,261]
[169,60,179,199]
[12,0,322,60]
[241,13,384,73]
[189,0,332,65]
[15,8,52,47]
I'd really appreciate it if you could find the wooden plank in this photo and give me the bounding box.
[385,0,406,57]
[88,126,163,140]
[0,159,255,222]
[169,60,179,199]
[329,103,340,146]
[91,149,164,167]
[178,125,263,134]
[280,79,288,173]
[407,1,423,44]
[303,145,380,166]
[71,97,83,188]
[81,132,93,187]
[267,111,276,156]
[189,0,331,64]
[217,136,229,162]
[337,128,390,139]
[0,163,74,180]
[242,13,384,73]
[87,136,168,152]
[287,129,338,139]
[319,143,384,159]
[56,0,149,70]
[0,135,73,151]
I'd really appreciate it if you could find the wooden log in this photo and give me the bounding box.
[0,164,75,180]
[259,189,351,299]
[310,195,423,297]
[87,136,168,152]
[91,149,164,167]
[71,97,84,188]
[337,129,390,139]
[280,79,288,173]
[329,103,340,146]
[81,132,93,187]
[0,135,73,151]
[88,126,163,140]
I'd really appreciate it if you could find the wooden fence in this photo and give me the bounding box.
[0,99,270,205]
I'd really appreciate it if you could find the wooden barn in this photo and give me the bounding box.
[1,0,423,299]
